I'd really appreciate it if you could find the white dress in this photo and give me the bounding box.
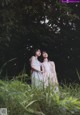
[42,60,59,88]
[30,56,43,88]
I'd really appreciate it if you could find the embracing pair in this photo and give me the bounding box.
[30,49,59,90]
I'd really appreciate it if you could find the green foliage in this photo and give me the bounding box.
[0,78,80,115]
[0,0,80,80]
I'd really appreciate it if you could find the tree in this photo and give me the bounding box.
[0,0,80,82]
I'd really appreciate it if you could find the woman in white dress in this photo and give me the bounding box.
[42,51,59,90]
[30,49,43,88]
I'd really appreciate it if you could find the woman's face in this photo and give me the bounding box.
[42,52,48,58]
[35,49,41,57]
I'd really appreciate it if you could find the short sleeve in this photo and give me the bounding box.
[30,56,36,67]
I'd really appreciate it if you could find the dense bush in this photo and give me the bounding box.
[0,76,80,115]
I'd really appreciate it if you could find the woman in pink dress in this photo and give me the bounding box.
[42,51,59,90]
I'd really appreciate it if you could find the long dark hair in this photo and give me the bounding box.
[33,48,41,56]
[29,48,41,61]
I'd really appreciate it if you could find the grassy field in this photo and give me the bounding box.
[0,75,80,115]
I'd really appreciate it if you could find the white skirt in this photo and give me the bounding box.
[31,71,44,88]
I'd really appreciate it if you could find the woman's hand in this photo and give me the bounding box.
[39,70,44,74]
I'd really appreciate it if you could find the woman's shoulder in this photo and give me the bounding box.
[31,56,35,59]
[49,61,55,65]
[29,56,35,61]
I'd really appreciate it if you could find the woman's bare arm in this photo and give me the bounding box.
[50,61,59,85]
[41,63,45,73]
[30,56,41,72]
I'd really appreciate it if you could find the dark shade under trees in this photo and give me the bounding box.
[0,0,80,83]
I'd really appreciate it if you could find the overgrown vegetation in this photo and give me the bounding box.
[0,76,80,115]
[0,0,80,80]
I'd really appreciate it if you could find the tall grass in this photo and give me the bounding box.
[0,77,80,115]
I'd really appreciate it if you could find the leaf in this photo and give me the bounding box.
[25,100,38,108]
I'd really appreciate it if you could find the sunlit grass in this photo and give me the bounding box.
[0,76,80,115]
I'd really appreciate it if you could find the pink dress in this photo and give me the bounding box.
[42,61,58,87]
